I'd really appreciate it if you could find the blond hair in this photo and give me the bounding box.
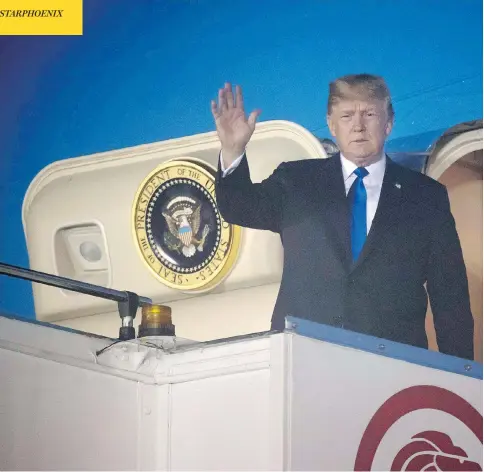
[327,73,394,118]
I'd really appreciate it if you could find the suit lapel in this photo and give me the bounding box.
[350,156,403,273]
[316,154,353,271]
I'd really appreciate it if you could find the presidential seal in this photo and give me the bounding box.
[132,158,241,291]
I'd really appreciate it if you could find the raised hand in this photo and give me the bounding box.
[211,83,261,165]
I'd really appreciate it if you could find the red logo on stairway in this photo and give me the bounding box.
[391,430,481,471]
[354,385,483,471]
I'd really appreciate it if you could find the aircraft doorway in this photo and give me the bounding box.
[425,135,483,362]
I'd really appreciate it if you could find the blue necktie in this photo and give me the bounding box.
[349,167,369,261]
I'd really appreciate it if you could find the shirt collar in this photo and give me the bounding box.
[340,151,386,182]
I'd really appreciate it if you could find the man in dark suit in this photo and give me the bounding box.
[210,74,474,360]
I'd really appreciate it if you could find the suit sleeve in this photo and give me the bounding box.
[426,185,474,360]
[215,153,287,233]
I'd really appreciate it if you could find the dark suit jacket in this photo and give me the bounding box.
[215,153,474,360]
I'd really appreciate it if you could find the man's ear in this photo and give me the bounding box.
[327,114,336,137]
[384,115,394,137]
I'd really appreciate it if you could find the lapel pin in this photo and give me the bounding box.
[395,183,401,189]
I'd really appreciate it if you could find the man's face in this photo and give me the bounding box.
[327,98,393,166]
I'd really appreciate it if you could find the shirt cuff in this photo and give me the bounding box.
[220,151,245,177]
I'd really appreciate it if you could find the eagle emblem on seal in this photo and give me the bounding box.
[162,196,210,258]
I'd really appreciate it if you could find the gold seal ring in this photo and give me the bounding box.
[132,158,241,292]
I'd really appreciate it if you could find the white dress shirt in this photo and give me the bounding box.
[220,150,386,234]
[340,152,386,234]
[220,151,244,177]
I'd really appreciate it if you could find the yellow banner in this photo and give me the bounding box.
[0,0,82,35]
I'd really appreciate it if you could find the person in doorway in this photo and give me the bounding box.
[211,74,474,360]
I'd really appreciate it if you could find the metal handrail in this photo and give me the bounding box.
[0,262,152,340]
[0,262,151,306]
